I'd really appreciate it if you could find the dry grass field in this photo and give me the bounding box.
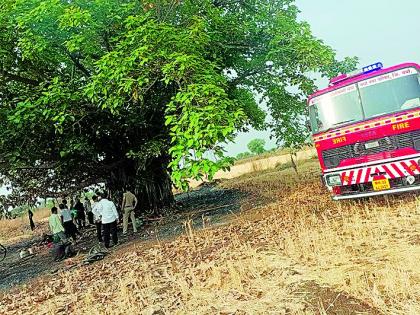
[1,159,419,314]
[0,208,50,245]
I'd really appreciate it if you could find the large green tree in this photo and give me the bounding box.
[0,0,355,212]
[247,139,266,155]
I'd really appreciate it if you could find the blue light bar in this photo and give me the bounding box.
[362,62,383,74]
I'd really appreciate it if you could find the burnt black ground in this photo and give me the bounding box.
[149,184,247,239]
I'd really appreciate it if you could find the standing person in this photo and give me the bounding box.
[62,199,77,225]
[49,207,66,240]
[49,207,67,261]
[28,209,35,231]
[84,197,94,225]
[96,192,119,248]
[121,189,138,235]
[91,195,102,243]
[74,198,86,229]
[59,203,79,242]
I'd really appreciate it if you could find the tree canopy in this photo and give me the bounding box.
[0,0,356,211]
[247,139,266,155]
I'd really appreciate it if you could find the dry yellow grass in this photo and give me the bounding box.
[1,160,419,314]
[0,208,50,244]
[222,160,420,314]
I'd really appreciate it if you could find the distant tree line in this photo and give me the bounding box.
[236,138,278,160]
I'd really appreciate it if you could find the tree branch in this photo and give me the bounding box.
[102,31,112,53]
[230,67,262,86]
[0,68,39,85]
[67,53,91,77]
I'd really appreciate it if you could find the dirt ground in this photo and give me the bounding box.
[0,184,250,290]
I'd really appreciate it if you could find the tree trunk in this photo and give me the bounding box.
[108,155,175,216]
[290,152,299,176]
[134,156,175,216]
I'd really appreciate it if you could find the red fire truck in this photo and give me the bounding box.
[308,62,420,199]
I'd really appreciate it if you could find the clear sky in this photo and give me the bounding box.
[224,0,420,156]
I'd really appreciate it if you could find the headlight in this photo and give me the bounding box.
[326,174,342,186]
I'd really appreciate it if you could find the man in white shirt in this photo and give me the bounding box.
[96,192,119,248]
[59,203,78,242]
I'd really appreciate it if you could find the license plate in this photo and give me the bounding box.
[372,178,390,191]
[365,141,379,149]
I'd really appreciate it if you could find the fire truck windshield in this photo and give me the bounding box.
[309,67,420,133]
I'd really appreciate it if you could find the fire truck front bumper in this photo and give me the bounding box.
[323,154,420,200]
[332,184,420,200]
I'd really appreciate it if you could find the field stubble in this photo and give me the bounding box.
[1,160,419,314]
[0,208,50,245]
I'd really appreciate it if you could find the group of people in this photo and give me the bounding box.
[48,189,139,254]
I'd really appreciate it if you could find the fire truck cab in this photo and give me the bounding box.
[308,62,420,199]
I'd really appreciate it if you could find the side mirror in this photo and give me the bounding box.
[305,119,312,131]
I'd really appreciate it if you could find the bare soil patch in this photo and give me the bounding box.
[298,281,381,314]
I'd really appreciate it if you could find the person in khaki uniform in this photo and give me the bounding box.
[121,190,138,235]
